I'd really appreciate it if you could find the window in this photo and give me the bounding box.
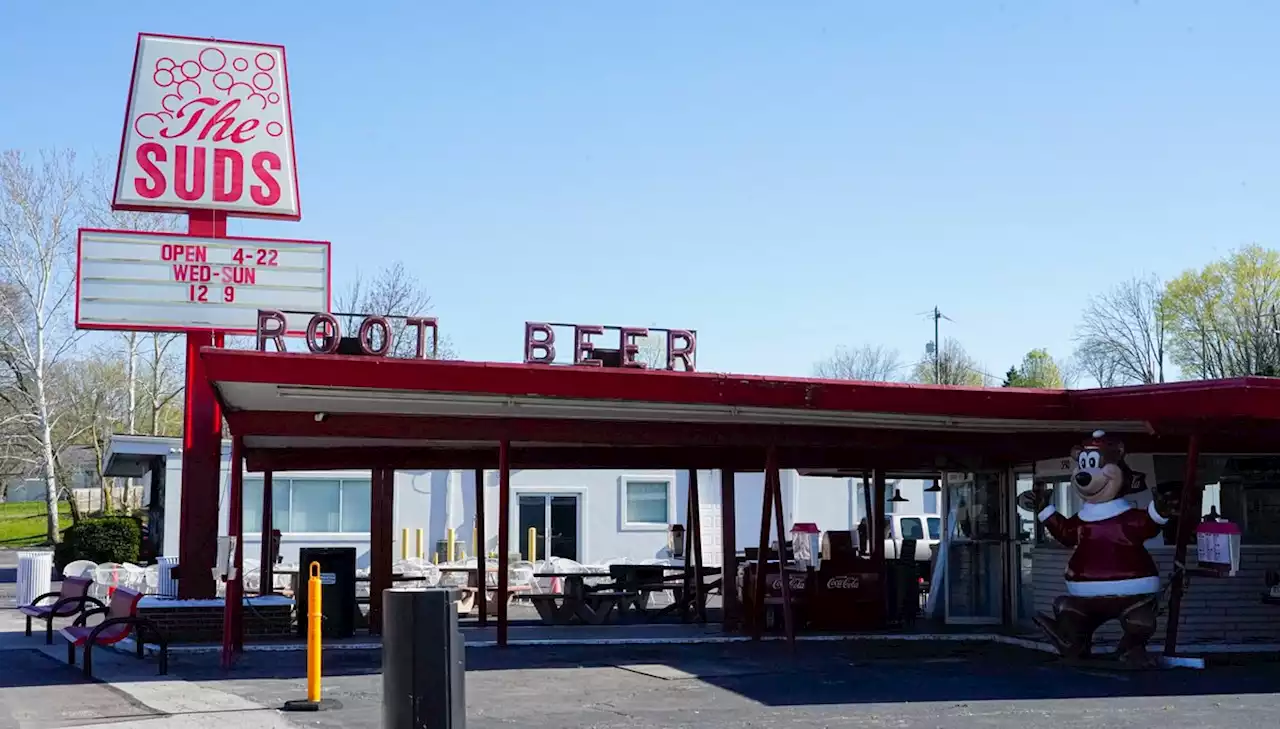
[923,488,938,514]
[927,517,941,540]
[899,517,925,540]
[622,478,671,528]
[243,477,372,534]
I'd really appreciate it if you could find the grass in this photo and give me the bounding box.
[0,501,72,547]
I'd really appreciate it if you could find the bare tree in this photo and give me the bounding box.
[909,338,986,386]
[336,262,455,358]
[1073,275,1167,386]
[55,351,127,513]
[0,149,84,542]
[813,344,902,381]
[82,156,185,433]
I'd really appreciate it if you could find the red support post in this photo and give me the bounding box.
[720,468,738,632]
[178,210,226,599]
[259,471,274,595]
[767,448,794,645]
[369,467,394,635]
[474,468,487,626]
[221,436,244,668]
[497,442,511,647]
[689,469,706,623]
[1163,433,1201,657]
[751,454,774,640]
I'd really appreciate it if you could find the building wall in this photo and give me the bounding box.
[1031,545,1280,645]
[148,448,940,569]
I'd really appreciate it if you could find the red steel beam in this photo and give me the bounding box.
[497,441,511,647]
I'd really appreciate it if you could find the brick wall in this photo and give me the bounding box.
[139,603,294,643]
[1031,545,1280,646]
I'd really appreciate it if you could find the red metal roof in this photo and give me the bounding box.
[201,348,1280,471]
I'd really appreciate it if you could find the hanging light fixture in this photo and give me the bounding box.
[1203,505,1221,523]
[924,480,942,493]
[890,488,909,503]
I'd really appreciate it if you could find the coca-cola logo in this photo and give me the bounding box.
[825,576,861,590]
[767,575,807,591]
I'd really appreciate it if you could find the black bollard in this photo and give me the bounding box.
[382,587,466,729]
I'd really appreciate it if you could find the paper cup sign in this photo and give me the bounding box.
[1196,519,1242,577]
[113,34,300,219]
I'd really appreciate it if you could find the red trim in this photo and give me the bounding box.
[203,349,1280,425]
[204,349,1076,420]
[111,33,302,221]
[75,228,330,335]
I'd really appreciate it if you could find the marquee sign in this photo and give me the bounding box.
[112,33,301,219]
[76,229,330,333]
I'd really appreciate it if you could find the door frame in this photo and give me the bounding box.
[1008,466,1036,628]
[511,486,588,563]
[942,470,1009,626]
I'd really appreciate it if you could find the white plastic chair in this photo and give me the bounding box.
[62,560,96,580]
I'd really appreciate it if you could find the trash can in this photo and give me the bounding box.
[297,547,357,639]
[383,587,465,729]
[17,551,53,607]
[157,556,179,597]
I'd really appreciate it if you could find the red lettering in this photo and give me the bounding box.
[666,330,696,371]
[574,325,604,366]
[173,264,211,282]
[359,317,393,357]
[405,317,439,359]
[212,149,244,203]
[222,267,256,285]
[257,309,286,352]
[250,152,282,206]
[619,327,649,369]
[186,246,206,263]
[160,98,218,140]
[305,314,341,354]
[133,143,167,199]
[524,322,555,364]
[174,145,206,201]
[160,244,176,261]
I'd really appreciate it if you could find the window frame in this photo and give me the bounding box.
[618,475,675,532]
[241,476,373,536]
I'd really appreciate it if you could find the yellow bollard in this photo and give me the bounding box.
[284,562,326,711]
[306,562,322,702]
[472,527,477,558]
[447,528,456,563]
[415,529,424,559]
[433,550,439,565]
[400,528,408,561]
[528,527,537,562]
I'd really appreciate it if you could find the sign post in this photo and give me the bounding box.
[78,33,321,668]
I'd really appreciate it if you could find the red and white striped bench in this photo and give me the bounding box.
[20,575,103,645]
[60,587,169,678]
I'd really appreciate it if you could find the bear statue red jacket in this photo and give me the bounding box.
[1037,499,1169,597]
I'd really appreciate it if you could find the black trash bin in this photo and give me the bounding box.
[297,547,357,639]
[383,587,466,729]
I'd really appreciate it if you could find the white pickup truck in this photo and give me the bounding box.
[883,513,941,568]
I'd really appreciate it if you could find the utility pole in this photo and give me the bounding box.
[933,306,941,384]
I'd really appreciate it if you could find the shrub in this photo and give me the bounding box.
[54,517,142,572]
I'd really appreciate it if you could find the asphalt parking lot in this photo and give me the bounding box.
[165,641,1280,729]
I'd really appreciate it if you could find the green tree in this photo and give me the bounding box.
[910,338,986,386]
[1003,349,1065,389]
[1163,245,1280,378]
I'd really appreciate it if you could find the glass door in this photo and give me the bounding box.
[517,494,581,562]
[1011,470,1036,628]
[944,471,1007,625]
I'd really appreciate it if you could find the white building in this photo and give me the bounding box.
[103,434,941,568]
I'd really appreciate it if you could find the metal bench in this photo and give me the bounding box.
[60,587,169,678]
[20,576,104,645]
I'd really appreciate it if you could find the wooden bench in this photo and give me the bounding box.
[60,587,169,678]
[20,576,103,645]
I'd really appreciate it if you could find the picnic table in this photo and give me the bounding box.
[436,566,531,616]
[524,566,723,626]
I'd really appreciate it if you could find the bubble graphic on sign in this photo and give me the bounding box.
[153,69,174,88]
[180,60,201,80]
[266,121,283,137]
[213,72,234,91]
[233,57,249,72]
[155,57,176,72]
[268,92,280,104]
[255,53,276,72]
[199,47,226,72]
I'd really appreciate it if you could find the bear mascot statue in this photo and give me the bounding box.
[1017,430,1176,668]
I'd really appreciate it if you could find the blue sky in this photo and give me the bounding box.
[3,1,1278,381]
